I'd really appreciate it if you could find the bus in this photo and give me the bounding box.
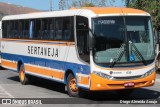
[1,7,156,97]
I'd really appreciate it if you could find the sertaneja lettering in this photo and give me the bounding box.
[28,46,59,57]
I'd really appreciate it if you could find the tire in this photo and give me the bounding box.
[19,65,29,85]
[66,73,80,97]
[116,89,134,96]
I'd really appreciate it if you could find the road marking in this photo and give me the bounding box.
[0,85,14,98]
[0,86,28,106]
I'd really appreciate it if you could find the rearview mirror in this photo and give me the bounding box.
[154,29,159,44]
[88,29,94,50]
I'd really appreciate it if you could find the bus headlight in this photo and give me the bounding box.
[141,68,155,78]
[93,71,114,80]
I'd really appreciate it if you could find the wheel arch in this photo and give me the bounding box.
[17,58,25,72]
[64,69,76,84]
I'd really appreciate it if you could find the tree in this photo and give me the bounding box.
[59,0,109,10]
[71,0,95,7]
[59,0,67,10]
[127,0,160,32]
[97,0,107,7]
[125,0,133,7]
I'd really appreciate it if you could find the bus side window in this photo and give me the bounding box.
[76,16,90,63]
[34,19,41,39]
[55,17,74,41]
[30,19,40,39]
[55,18,63,40]
[63,17,71,40]
[29,20,34,39]
[49,18,55,40]
[2,21,8,38]
[14,21,19,38]
[23,20,30,39]
[18,20,23,38]
[8,21,12,38]
[41,19,47,40]
[9,21,14,38]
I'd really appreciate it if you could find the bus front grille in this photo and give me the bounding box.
[113,75,142,80]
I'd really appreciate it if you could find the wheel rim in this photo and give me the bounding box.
[69,78,78,93]
[20,68,25,81]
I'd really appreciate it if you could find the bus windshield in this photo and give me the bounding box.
[92,16,154,66]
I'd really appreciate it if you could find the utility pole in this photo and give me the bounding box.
[50,0,52,11]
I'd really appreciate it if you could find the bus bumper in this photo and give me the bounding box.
[90,71,156,91]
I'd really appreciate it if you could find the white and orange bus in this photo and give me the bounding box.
[1,7,156,97]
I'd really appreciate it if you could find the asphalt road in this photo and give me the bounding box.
[0,69,160,107]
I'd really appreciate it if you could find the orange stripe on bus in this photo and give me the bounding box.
[1,38,75,44]
[80,7,147,15]
[17,42,75,46]
[1,39,75,46]
[1,60,17,69]
[78,76,90,85]
[25,65,64,80]
[121,8,148,14]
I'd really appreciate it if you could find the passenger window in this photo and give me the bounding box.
[49,19,55,40]
[2,17,74,41]
[55,18,63,40]
[23,20,30,39]
[55,17,74,41]
[18,20,23,38]
[29,20,34,39]
[14,21,19,38]
[63,18,71,40]
[2,21,9,38]
[9,21,14,38]
[34,19,41,39]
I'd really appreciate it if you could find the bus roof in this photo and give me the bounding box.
[78,7,149,15]
[2,7,150,21]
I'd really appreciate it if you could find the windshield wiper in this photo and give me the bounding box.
[129,41,146,65]
[110,43,126,68]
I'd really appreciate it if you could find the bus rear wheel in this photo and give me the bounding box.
[19,65,28,85]
[66,73,79,97]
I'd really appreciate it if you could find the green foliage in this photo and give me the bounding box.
[127,0,160,31]
[59,0,67,10]
[97,0,107,7]
[59,0,109,9]
[83,2,95,7]
[71,0,95,7]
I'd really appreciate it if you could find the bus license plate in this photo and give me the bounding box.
[124,82,135,87]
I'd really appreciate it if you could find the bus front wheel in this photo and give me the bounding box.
[19,65,28,85]
[66,73,79,97]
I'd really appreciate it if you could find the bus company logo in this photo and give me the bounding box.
[2,99,11,104]
[126,71,132,74]
[110,71,113,75]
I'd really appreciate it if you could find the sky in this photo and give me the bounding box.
[0,0,125,11]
